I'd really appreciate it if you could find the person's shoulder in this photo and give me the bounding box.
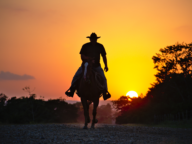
[96,42,104,47]
[82,42,91,47]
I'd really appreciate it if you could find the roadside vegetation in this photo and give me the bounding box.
[0,90,114,124]
[113,43,192,126]
[0,93,78,124]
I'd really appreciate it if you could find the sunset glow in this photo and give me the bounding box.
[126,91,138,98]
[0,0,192,100]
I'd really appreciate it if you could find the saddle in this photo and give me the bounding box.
[76,71,110,100]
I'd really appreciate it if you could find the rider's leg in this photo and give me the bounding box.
[65,66,82,97]
[94,66,111,100]
[71,66,82,88]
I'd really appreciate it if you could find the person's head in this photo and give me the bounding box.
[90,38,97,44]
[86,33,100,44]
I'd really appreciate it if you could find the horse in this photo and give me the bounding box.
[77,60,105,129]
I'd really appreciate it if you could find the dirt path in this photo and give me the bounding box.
[0,124,192,144]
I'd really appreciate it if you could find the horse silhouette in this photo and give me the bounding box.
[77,60,104,129]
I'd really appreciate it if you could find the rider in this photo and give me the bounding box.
[65,33,111,100]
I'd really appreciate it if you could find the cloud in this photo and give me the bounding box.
[0,71,35,80]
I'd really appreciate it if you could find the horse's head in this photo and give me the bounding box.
[83,60,93,81]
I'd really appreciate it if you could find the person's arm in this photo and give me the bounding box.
[102,55,108,72]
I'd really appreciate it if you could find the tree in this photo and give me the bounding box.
[152,43,192,83]
[113,96,152,124]
[112,96,131,113]
[147,42,192,121]
[114,42,192,124]
[0,94,78,124]
[0,93,7,106]
[0,93,8,122]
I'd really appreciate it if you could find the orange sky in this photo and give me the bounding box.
[0,0,192,100]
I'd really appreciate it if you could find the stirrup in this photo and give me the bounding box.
[65,88,75,97]
[103,91,111,100]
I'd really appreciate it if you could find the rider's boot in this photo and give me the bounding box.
[65,86,76,97]
[103,90,111,100]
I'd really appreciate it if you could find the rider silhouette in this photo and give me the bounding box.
[65,33,111,100]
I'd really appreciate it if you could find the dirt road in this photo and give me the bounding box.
[0,124,192,144]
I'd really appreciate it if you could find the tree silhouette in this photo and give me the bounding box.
[152,43,192,83]
[112,96,131,113]
[0,94,78,124]
[114,42,192,124]
[0,93,8,122]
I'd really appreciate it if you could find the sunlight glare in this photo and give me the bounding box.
[126,91,138,98]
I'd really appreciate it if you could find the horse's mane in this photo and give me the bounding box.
[77,61,103,101]
[83,62,89,80]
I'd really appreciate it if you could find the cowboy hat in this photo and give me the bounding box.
[86,33,100,39]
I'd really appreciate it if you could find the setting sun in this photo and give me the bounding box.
[126,91,138,98]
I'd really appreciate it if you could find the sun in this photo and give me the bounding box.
[126,91,138,98]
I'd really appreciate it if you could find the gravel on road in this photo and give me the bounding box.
[0,124,192,144]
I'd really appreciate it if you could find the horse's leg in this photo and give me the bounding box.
[86,100,91,123]
[91,99,99,129]
[81,97,89,129]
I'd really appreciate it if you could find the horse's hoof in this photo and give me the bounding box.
[91,125,95,129]
[83,126,88,129]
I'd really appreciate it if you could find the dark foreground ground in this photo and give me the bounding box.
[0,124,192,144]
